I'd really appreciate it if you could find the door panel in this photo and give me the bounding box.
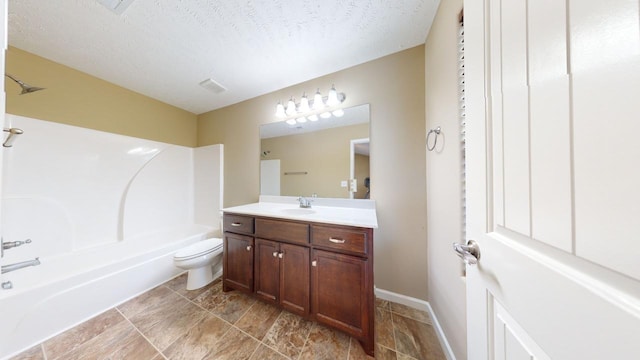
[473,230,640,359]
[223,233,254,292]
[255,239,279,302]
[570,0,640,281]
[311,249,366,337]
[493,299,549,360]
[279,243,309,316]
[528,0,572,251]
[465,0,640,358]
[500,0,530,236]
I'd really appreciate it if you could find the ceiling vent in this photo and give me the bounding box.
[199,78,227,94]
[97,0,135,14]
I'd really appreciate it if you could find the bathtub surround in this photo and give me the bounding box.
[0,115,223,358]
[8,273,446,360]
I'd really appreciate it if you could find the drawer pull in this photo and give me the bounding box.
[312,260,317,267]
[329,237,346,244]
[273,251,279,257]
[246,245,252,251]
[231,222,242,227]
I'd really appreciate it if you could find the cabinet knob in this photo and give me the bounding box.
[278,252,284,259]
[246,245,252,251]
[273,251,279,257]
[312,260,317,267]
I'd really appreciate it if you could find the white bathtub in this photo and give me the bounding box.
[0,225,215,359]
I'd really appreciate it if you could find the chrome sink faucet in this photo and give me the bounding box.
[298,196,313,208]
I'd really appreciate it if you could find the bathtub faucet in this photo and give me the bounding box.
[2,238,31,250]
[1,257,40,274]
[1,237,32,258]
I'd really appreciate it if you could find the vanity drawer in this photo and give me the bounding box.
[256,218,309,244]
[311,225,368,255]
[224,214,255,235]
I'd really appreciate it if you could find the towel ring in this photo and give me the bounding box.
[427,127,441,151]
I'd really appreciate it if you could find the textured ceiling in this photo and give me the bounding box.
[8,0,439,114]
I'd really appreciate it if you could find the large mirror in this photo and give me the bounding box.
[260,104,370,199]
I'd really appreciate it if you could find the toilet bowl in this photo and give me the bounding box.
[173,238,223,290]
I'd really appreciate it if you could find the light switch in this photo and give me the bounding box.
[350,179,358,192]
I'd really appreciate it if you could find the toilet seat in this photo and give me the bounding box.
[174,238,223,260]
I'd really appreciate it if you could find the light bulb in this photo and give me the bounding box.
[320,112,332,119]
[286,118,297,125]
[313,89,325,110]
[275,102,285,118]
[299,93,310,113]
[332,109,344,117]
[296,117,307,123]
[286,98,297,116]
[307,114,319,121]
[327,85,340,107]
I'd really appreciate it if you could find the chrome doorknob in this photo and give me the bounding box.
[453,240,480,265]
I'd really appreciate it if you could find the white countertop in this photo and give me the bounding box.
[222,196,378,229]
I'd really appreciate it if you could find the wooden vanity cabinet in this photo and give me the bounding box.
[310,224,374,355]
[223,214,255,293]
[255,239,310,316]
[311,249,369,341]
[223,213,375,356]
[223,232,254,293]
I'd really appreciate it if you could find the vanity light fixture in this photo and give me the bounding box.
[275,102,286,118]
[313,89,325,110]
[286,98,297,117]
[326,85,340,107]
[299,93,311,113]
[276,85,346,125]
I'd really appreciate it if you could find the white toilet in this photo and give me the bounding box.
[173,238,223,290]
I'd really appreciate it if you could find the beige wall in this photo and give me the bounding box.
[199,46,428,300]
[425,0,467,359]
[261,123,369,198]
[6,47,197,146]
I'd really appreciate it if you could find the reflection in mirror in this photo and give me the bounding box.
[260,104,370,199]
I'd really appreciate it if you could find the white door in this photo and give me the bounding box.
[260,159,280,196]
[349,138,369,199]
[464,0,640,358]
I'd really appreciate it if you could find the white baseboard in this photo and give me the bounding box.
[425,302,457,360]
[375,287,429,312]
[375,287,457,360]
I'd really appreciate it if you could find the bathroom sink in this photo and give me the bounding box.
[280,208,316,215]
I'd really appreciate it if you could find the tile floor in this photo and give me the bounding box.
[10,274,446,360]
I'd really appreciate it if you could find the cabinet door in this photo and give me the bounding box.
[254,239,280,303]
[223,232,254,293]
[280,243,310,316]
[311,249,367,338]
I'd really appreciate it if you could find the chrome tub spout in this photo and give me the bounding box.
[1,257,40,274]
[3,127,24,148]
